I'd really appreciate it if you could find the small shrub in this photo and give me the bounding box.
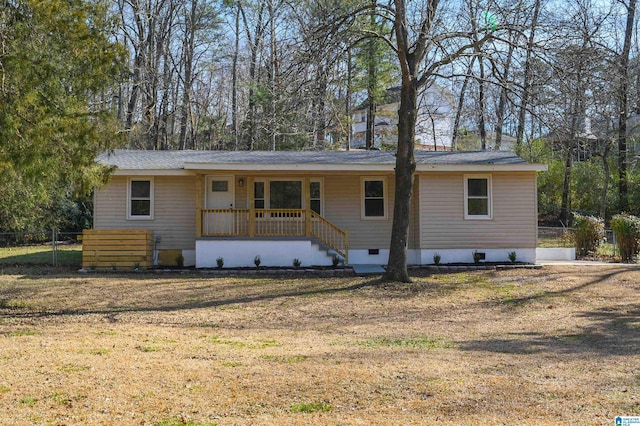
[175,254,184,268]
[216,257,224,268]
[472,250,482,264]
[292,258,301,268]
[254,255,261,268]
[332,256,340,267]
[573,213,604,257]
[560,230,575,248]
[433,253,441,265]
[508,251,517,263]
[610,213,640,262]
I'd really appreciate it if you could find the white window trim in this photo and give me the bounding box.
[127,177,154,220]
[361,176,388,220]
[310,177,324,216]
[464,174,492,220]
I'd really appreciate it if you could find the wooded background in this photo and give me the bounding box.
[1,0,640,233]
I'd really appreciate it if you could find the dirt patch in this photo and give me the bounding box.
[0,265,638,425]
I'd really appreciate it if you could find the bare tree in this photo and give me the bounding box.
[515,0,541,149]
[383,0,499,282]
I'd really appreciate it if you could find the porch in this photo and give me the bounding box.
[195,208,349,264]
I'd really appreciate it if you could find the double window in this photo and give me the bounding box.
[127,178,154,220]
[252,179,322,214]
[464,175,492,219]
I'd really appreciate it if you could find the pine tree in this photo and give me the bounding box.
[0,0,124,231]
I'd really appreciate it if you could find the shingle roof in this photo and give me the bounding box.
[414,150,526,165]
[98,150,207,170]
[97,150,546,174]
[98,149,528,170]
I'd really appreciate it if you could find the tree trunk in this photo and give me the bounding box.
[365,1,377,150]
[477,59,487,150]
[600,143,611,220]
[494,35,515,150]
[382,0,439,282]
[232,0,240,150]
[158,32,171,150]
[618,0,636,212]
[383,81,416,282]
[269,0,276,151]
[468,0,486,150]
[179,0,197,150]
[366,94,375,149]
[346,49,352,151]
[313,70,327,149]
[515,0,541,150]
[452,57,475,150]
[559,142,572,225]
[239,1,265,150]
[126,51,142,133]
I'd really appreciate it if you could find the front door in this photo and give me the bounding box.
[204,175,235,235]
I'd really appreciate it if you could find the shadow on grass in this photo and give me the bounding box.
[459,304,640,356]
[454,268,640,356]
[0,276,386,321]
[492,268,632,307]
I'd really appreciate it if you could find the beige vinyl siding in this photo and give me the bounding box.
[419,171,537,249]
[235,176,248,208]
[323,174,394,249]
[94,176,197,250]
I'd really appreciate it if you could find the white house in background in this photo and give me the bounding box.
[350,84,456,150]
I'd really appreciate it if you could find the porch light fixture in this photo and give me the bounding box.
[238,178,245,187]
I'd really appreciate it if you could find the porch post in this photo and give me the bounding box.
[248,176,255,237]
[195,174,202,238]
[304,177,311,237]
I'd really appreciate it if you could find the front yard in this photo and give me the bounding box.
[0,266,638,425]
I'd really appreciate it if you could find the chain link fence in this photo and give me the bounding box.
[539,226,617,255]
[0,230,83,266]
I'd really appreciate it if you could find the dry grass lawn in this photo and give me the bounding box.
[0,265,638,425]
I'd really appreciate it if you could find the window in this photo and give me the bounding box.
[362,177,387,219]
[251,179,321,215]
[310,180,322,215]
[211,180,228,192]
[270,181,302,209]
[128,178,153,220]
[464,175,492,219]
[254,181,265,209]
